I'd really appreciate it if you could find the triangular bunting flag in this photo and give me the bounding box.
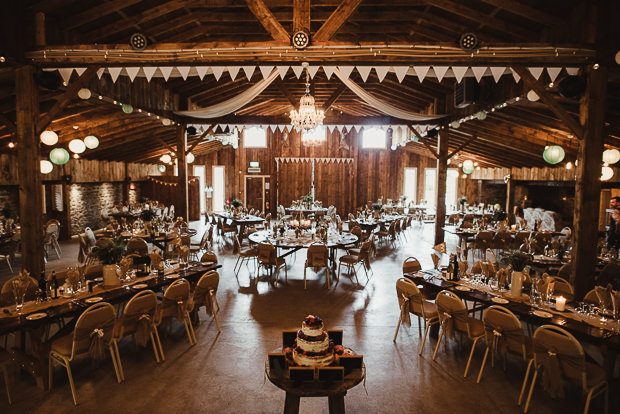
[286,125,293,132]
[336,125,345,132]
[242,66,255,81]
[108,67,122,83]
[269,125,277,132]
[375,66,389,82]
[323,66,336,80]
[74,68,86,76]
[276,66,289,79]
[211,67,225,81]
[338,66,354,80]
[125,67,140,82]
[413,66,430,83]
[58,68,74,84]
[327,125,336,133]
[393,66,409,83]
[357,66,372,82]
[353,125,362,133]
[433,66,449,83]
[471,66,487,82]
[143,67,157,82]
[528,67,544,80]
[565,67,579,76]
[278,125,285,132]
[489,67,506,83]
[259,66,274,79]
[307,66,320,79]
[510,67,521,83]
[195,66,209,80]
[292,66,304,79]
[227,66,240,81]
[158,67,173,81]
[345,125,353,132]
[96,68,105,79]
[177,66,191,80]
[546,67,562,83]
[452,67,468,83]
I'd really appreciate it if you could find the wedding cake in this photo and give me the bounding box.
[292,315,334,367]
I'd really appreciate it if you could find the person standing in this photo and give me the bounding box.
[606,197,620,248]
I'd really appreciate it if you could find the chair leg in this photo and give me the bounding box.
[153,326,165,362]
[326,268,330,289]
[304,266,307,289]
[518,359,534,406]
[149,332,161,363]
[48,354,53,391]
[1,366,10,406]
[432,329,444,361]
[417,316,422,336]
[476,346,490,383]
[523,369,539,413]
[419,320,432,355]
[110,343,124,383]
[64,360,78,406]
[186,312,197,345]
[393,308,404,342]
[464,337,480,377]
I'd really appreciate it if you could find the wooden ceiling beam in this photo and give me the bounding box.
[479,0,563,27]
[275,80,298,109]
[321,84,347,112]
[448,135,477,159]
[314,0,364,41]
[61,0,143,31]
[293,0,311,31]
[244,0,290,41]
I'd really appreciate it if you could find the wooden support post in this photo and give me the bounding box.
[123,163,130,204]
[16,66,44,276]
[176,125,189,222]
[434,126,449,245]
[505,177,513,214]
[35,12,46,47]
[571,65,608,298]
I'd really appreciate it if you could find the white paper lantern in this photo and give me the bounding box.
[162,118,171,126]
[40,160,53,174]
[602,148,620,165]
[462,159,475,174]
[160,154,172,163]
[186,153,195,163]
[68,139,86,154]
[527,90,540,101]
[476,111,487,120]
[615,50,620,65]
[450,120,460,129]
[40,130,58,146]
[601,166,614,181]
[83,135,99,149]
[157,164,166,173]
[77,88,91,99]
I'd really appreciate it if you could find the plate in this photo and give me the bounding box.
[492,297,510,304]
[85,297,103,304]
[455,286,471,291]
[532,310,553,318]
[132,283,147,289]
[26,312,47,320]
[165,274,180,279]
[94,277,103,283]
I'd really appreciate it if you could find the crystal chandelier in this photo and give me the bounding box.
[290,69,325,133]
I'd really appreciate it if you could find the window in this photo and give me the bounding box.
[301,126,326,145]
[423,168,458,208]
[243,127,267,148]
[403,168,417,205]
[212,166,225,212]
[361,127,386,149]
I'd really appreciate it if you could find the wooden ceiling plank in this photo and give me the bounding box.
[321,84,347,112]
[62,0,143,31]
[293,0,311,31]
[448,134,477,159]
[244,0,290,41]
[479,0,564,27]
[314,0,364,41]
[512,65,584,139]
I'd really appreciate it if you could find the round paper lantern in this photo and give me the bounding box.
[450,120,460,129]
[77,88,91,99]
[543,145,565,164]
[68,139,86,154]
[40,160,53,174]
[49,148,70,165]
[476,111,487,121]
[527,90,540,102]
[615,51,620,65]
[462,159,475,174]
[602,148,620,164]
[121,104,134,114]
[186,153,195,163]
[40,130,59,146]
[162,118,171,126]
[601,166,614,181]
[84,135,99,149]
[160,154,172,164]
[157,164,166,173]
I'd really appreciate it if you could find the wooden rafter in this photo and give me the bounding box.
[479,0,563,27]
[321,84,347,112]
[244,0,290,41]
[0,113,16,136]
[293,0,311,31]
[155,136,177,154]
[314,0,364,41]
[448,134,477,159]
[408,124,438,159]
[186,127,214,154]
[512,65,584,140]
[275,80,298,109]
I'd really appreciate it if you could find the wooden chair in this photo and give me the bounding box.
[521,325,608,414]
[256,242,287,285]
[190,226,212,261]
[304,243,330,289]
[402,257,422,275]
[126,237,149,256]
[393,278,439,354]
[377,221,396,247]
[113,290,164,381]
[49,302,123,405]
[190,271,221,332]
[200,250,218,264]
[156,279,196,346]
[433,290,485,378]
[233,234,257,276]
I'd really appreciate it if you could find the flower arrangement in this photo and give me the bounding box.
[458,196,467,206]
[501,250,533,272]
[371,203,383,211]
[231,199,243,208]
[492,209,507,222]
[303,314,322,327]
[301,192,313,204]
[140,208,156,222]
[92,237,127,265]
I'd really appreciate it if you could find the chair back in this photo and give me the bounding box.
[257,242,276,265]
[200,251,218,264]
[159,278,191,321]
[85,227,97,247]
[162,206,169,217]
[485,249,497,264]
[0,276,39,306]
[583,284,614,309]
[475,231,493,244]
[350,225,362,241]
[542,276,574,299]
[193,271,220,315]
[402,257,421,274]
[436,290,471,337]
[396,278,428,318]
[306,243,328,267]
[168,205,175,218]
[482,306,527,358]
[72,302,116,360]
[116,290,157,341]
[493,231,511,245]
[126,237,149,256]
[471,260,496,277]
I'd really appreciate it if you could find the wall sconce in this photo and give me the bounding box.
[129,183,136,190]
[205,186,214,198]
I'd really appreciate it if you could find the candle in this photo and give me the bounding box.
[511,224,517,231]
[555,296,566,312]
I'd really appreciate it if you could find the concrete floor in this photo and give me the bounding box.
[0,220,615,413]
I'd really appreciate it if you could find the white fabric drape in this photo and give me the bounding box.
[174,69,279,118]
[333,68,445,121]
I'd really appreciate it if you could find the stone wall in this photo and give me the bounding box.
[0,186,19,219]
[68,182,124,235]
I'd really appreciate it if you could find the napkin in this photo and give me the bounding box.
[150,251,162,268]
[66,268,80,290]
[119,256,133,278]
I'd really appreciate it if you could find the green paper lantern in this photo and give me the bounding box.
[462,159,475,174]
[49,148,70,165]
[121,104,134,114]
[543,145,565,164]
